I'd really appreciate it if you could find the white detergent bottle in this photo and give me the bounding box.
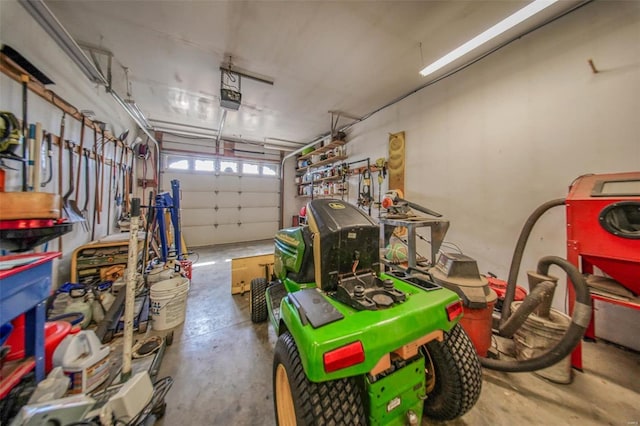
[52,329,110,394]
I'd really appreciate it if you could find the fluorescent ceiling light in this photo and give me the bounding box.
[156,127,217,139]
[419,0,557,77]
[264,144,295,152]
[19,0,107,85]
[264,138,305,148]
[149,118,218,133]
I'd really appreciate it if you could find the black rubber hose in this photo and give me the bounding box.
[481,256,591,372]
[537,256,591,305]
[498,280,556,338]
[500,198,566,325]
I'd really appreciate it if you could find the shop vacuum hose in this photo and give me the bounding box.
[480,199,592,372]
[500,198,566,324]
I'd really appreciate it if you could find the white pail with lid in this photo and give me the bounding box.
[150,276,190,330]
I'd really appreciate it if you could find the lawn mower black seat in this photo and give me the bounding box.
[306,199,380,292]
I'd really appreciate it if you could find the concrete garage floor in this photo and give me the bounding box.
[157,240,640,426]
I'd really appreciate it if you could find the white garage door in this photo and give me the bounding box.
[162,155,280,247]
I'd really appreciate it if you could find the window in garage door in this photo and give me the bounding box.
[163,154,280,247]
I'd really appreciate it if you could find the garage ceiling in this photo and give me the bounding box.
[44,0,583,150]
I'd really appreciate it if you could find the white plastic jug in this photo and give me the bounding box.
[52,330,110,394]
[64,299,92,329]
[92,291,115,323]
[147,265,175,284]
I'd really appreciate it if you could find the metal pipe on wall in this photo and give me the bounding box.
[215,109,227,154]
[110,91,161,189]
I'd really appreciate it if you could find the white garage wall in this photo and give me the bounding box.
[1,0,136,284]
[287,1,640,310]
[0,1,134,137]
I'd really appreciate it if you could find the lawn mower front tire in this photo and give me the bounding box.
[250,277,268,323]
[273,331,366,426]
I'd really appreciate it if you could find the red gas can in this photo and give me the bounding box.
[486,275,528,312]
[179,259,193,280]
[5,317,72,372]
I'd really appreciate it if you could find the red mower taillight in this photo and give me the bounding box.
[445,300,463,322]
[323,341,365,373]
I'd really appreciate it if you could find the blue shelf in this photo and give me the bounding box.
[1,252,61,384]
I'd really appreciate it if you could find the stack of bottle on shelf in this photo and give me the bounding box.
[296,144,346,169]
[297,172,348,197]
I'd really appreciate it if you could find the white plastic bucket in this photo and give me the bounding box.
[150,276,190,330]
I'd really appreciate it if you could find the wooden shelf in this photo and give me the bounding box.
[296,155,347,173]
[298,140,346,160]
[316,175,344,183]
[297,192,348,199]
[297,174,344,186]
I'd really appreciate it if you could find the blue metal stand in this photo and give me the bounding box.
[154,179,183,262]
[0,252,60,391]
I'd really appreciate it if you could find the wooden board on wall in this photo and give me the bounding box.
[231,253,274,294]
[388,131,405,192]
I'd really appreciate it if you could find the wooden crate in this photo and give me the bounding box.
[0,192,60,219]
[71,234,145,282]
[231,254,274,295]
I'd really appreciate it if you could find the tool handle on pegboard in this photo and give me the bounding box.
[131,198,141,216]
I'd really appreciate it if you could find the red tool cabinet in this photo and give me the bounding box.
[566,172,640,369]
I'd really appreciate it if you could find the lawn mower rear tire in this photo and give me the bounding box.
[273,331,366,426]
[250,277,268,323]
[422,323,482,421]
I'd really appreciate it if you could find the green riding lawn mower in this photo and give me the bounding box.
[251,184,594,425]
[250,199,483,425]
